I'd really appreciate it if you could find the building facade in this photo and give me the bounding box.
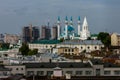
[3,59,118,77]
[57,47,79,55]
[0,34,4,43]
[51,26,58,40]
[40,26,51,40]
[29,40,104,53]
[4,33,20,44]
[111,33,120,46]
[22,24,40,42]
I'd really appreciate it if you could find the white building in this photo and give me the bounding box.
[29,40,104,53]
[57,16,90,40]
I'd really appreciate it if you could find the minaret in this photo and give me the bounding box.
[81,16,90,40]
[82,16,88,31]
[70,16,73,26]
[65,16,68,39]
[57,16,61,40]
[78,16,81,36]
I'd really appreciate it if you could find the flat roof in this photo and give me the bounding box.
[60,40,103,45]
[31,40,61,44]
[23,62,92,68]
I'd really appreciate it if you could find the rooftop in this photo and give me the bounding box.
[23,62,92,68]
[60,40,103,45]
[31,40,61,44]
[90,59,120,68]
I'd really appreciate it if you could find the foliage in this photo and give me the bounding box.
[19,43,29,55]
[19,43,38,56]
[97,32,111,47]
[0,43,10,49]
[60,38,64,42]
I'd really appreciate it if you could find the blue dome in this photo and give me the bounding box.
[67,25,74,32]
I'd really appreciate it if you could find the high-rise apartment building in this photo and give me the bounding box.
[0,34,4,43]
[22,24,40,42]
[40,26,51,40]
[51,26,58,40]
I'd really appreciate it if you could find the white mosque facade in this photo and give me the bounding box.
[57,16,90,40]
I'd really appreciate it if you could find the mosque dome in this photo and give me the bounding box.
[67,25,74,32]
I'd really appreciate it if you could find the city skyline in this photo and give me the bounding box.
[0,0,120,34]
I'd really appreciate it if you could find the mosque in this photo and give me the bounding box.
[57,16,90,40]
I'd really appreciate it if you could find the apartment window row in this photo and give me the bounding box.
[31,45,54,48]
[27,70,92,76]
[16,68,24,70]
[80,46,98,50]
[64,49,74,52]
[104,70,120,75]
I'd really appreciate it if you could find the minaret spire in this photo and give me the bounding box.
[65,16,68,39]
[78,16,81,36]
[57,16,61,40]
[70,16,73,26]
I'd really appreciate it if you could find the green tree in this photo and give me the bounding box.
[32,49,38,55]
[19,43,29,55]
[97,32,111,47]
[0,43,10,49]
[19,43,38,56]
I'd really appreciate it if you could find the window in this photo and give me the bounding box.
[3,72,7,76]
[65,49,67,52]
[37,71,44,76]
[72,49,74,52]
[114,70,120,75]
[68,49,70,52]
[76,71,83,75]
[27,71,34,76]
[21,68,24,70]
[95,46,97,49]
[85,71,92,75]
[104,71,111,75]
[81,47,83,49]
[96,69,100,76]
[16,68,18,70]
[87,46,90,49]
[47,71,53,76]
[66,71,72,75]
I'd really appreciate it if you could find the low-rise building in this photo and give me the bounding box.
[0,65,11,78]
[22,59,120,77]
[29,40,104,53]
[5,65,25,75]
[3,59,120,77]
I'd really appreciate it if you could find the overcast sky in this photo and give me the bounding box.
[0,0,120,34]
